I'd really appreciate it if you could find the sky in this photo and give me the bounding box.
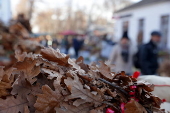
[11,0,141,13]
[11,0,141,22]
[10,0,141,33]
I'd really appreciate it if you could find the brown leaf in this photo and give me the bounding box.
[68,58,85,74]
[41,47,70,66]
[0,77,12,97]
[125,99,147,113]
[76,56,89,73]
[14,58,40,83]
[89,105,106,113]
[11,74,42,99]
[0,96,28,113]
[55,102,93,113]
[15,50,27,62]
[24,105,30,113]
[98,61,115,80]
[27,94,37,112]
[36,74,55,88]
[0,66,4,81]
[73,99,87,107]
[0,69,14,97]
[64,75,103,107]
[42,68,62,79]
[137,80,154,92]
[106,89,117,98]
[34,85,64,113]
[9,23,29,38]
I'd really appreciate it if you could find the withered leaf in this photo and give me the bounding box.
[68,58,85,74]
[0,96,28,113]
[11,75,42,99]
[98,61,115,80]
[76,56,89,73]
[64,75,103,106]
[137,80,154,92]
[41,47,70,66]
[106,89,117,98]
[125,99,147,113]
[27,94,36,112]
[24,105,30,113]
[34,85,64,113]
[9,23,29,38]
[14,58,40,83]
[55,102,93,113]
[42,68,62,79]
[15,50,27,62]
[73,99,87,107]
[0,70,14,97]
[0,66,4,81]
[89,105,105,113]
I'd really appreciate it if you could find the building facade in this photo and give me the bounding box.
[114,0,170,49]
[0,0,11,25]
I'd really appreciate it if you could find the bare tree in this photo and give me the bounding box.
[104,0,133,13]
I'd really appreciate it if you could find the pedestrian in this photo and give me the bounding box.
[52,38,58,49]
[139,31,161,75]
[63,36,71,54]
[109,36,136,75]
[101,34,116,60]
[72,36,84,58]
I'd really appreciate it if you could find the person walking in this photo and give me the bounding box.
[109,36,136,75]
[72,36,84,58]
[139,31,161,75]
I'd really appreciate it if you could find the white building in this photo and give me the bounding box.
[114,0,170,49]
[0,0,11,25]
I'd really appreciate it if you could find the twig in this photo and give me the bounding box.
[98,78,129,96]
[145,107,152,113]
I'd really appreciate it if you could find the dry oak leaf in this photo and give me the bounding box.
[0,70,15,97]
[68,58,85,74]
[34,85,64,113]
[64,75,103,107]
[76,56,89,73]
[73,99,87,107]
[41,68,63,80]
[125,99,147,113]
[14,58,40,84]
[89,104,106,113]
[15,50,27,62]
[41,47,70,67]
[137,80,154,92]
[24,105,30,113]
[0,96,29,113]
[55,102,93,113]
[11,75,42,99]
[98,61,115,80]
[27,94,37,112]
[0,66,4,81]
[0,76,13,97]
[36,74,55,88]
[0,67,14,82]
[9,23,29,38]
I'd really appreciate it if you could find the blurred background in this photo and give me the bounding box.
[0,0,170,76]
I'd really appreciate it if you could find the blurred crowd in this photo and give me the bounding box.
[0,14,170,77]
[37,30,170,77]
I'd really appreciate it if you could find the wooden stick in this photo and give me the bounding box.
[98,78,129,96]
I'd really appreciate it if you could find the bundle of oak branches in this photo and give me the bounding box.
[0,47,164,113]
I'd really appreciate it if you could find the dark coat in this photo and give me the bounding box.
[139,41,159,75]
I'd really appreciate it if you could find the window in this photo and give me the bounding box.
[137,19,144,45]
[160,15,169,48]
